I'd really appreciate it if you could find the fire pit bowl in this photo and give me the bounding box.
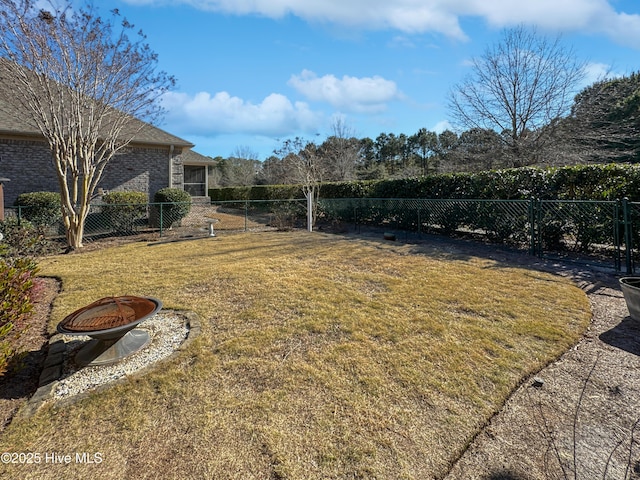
[57,296,162,366]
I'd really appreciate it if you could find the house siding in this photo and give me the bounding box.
[0,137,185,205]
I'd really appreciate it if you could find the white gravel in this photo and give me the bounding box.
[54,312,189,400]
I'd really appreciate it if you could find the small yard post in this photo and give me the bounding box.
[307,194,313,232]
[0,178,9,221]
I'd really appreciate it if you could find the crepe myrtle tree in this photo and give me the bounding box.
[0,0,175,249]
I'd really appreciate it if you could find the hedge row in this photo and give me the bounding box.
[209,164,640,202]
[13,188,194,233]
[209,184,304,201]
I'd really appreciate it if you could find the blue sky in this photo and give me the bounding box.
[109,0,640,160]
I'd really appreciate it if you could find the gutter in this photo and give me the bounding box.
[168,144,174,188]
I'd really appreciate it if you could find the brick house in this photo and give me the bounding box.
[0,67,213,206]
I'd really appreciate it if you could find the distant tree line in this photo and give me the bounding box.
[208,27,640,189]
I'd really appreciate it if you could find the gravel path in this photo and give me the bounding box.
[421,237,640,479]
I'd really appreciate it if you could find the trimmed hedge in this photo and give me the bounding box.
[102,191,148,233]
[364,165,640,201]
[153,188,192,228]
[14,191,61,227]
[209,185,304,201]
[209,164,640,202]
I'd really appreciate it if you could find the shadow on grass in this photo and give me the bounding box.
[485,471,528,480]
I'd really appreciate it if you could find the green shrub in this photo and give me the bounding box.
[15,191,61,227]
[215,164,640,204]
[209,185,303,202]
[0,255,38,375]
[0,218,53,257]
[153,188,192,228]
[102,191,148,233]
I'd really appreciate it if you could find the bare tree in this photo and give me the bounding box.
[229,145,260,185]
[274,137,323,230]
[449,25,585,167]
[0,0,175,249]
[319,117,360,182]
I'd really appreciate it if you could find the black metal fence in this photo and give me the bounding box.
[317,198,640,273]
[4,197,640,273]
[4,199,308,242]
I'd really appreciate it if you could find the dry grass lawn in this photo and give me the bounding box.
[0,231,590,479]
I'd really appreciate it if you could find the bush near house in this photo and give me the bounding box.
[102,191,148,233]
[153,188,192,228]
[14,191,61,227]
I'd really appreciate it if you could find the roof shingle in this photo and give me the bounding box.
[0,61,193,148]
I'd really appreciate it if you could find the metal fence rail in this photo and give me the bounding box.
[4,197,640,273]
[318,198,639,273]
[4,199,308,243]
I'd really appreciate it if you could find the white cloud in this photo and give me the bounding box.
[580,61,627,88]
[161,90,322,136]
[122,0,640,47]
[288,70,402,113]
[466,0,640,48]
[432,120,452,133]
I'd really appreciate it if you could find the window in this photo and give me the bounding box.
[183,165,206,196]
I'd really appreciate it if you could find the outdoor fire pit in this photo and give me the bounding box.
[57,296,162,366]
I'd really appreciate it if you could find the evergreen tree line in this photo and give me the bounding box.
[208,71,640,188]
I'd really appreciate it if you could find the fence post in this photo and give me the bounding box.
[307,195,313,232]
[623,197,633,274]
[536,198,543,258]
[614,200,621,272]
[528,198,536,256]
[0,181,4,222]
[354,203,359,234]
[159,203,164,238]
[244,201,248,232]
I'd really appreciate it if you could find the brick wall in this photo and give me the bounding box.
[0,137,185,205]
[0,138,58,206]
[101,145,184,200]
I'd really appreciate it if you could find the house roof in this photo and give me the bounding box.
[182,149,217,164]
[0,61,193,148]
[121,122,194,148]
